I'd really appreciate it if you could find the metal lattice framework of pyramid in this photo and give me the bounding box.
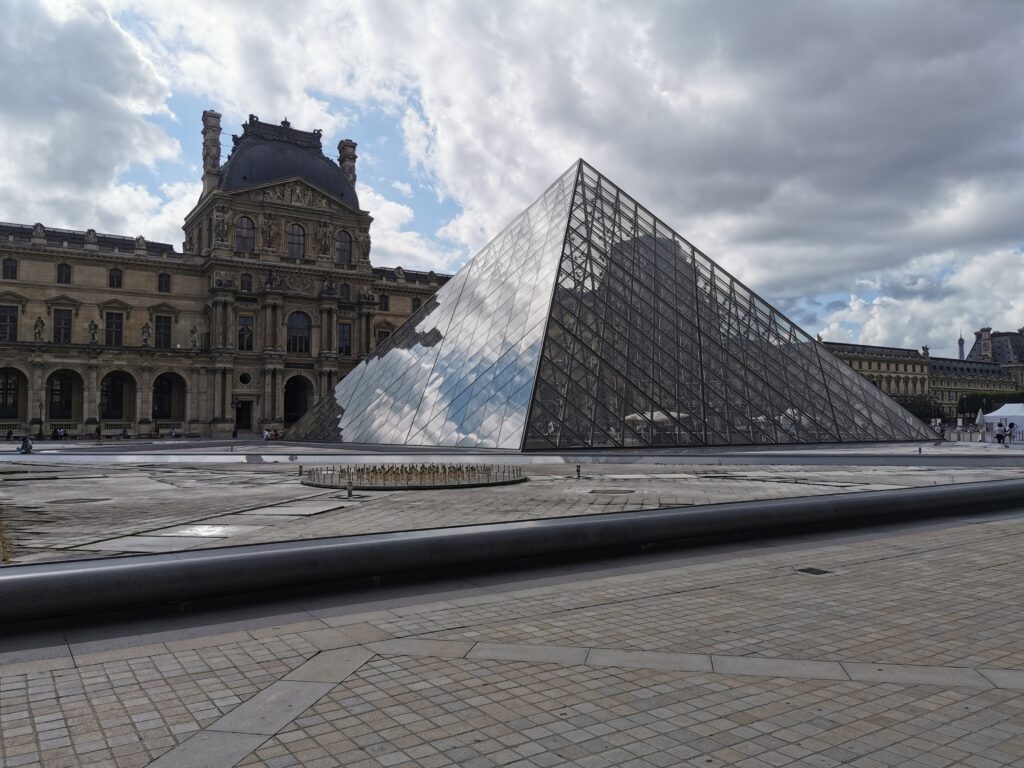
[289,160,935,449]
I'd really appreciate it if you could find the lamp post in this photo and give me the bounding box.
[37,401,43,439]
[230,394,239,439]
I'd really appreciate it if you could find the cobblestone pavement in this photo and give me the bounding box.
[5,508,1024,767]
[1,460,1021,564]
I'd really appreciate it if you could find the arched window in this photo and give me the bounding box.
[288,224,305,259]
[108,268,123,289]
[335,230,352,265]
[235,216,255,253]
[2,258,16,280]
[157,273,171,293]
[56,263,71,284]
[240,273,252,292]
[286,312,311,354]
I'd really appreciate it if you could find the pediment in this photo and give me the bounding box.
[97,298,133,318]
[229,178,359,213]
[0,290,29,313]
[45,294,83,316]
[147,302,180,322]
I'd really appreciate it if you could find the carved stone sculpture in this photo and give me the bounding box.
[32,223,44,239]
[261,213,279,249]
[317,221,332,255]
[213,206,229,244]
[88,320,98,344]
[141,322,152,348]
[33,317,44,342]
[85,229,98,245]
[190,326,199,349]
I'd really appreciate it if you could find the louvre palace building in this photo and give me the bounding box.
[0,111,445,437]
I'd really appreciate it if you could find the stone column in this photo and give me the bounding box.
[85,364,98,424]
[184,386,192,427]
[139,365,153,424]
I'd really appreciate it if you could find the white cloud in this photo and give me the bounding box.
[2,0,1022,355]
[357,185,461,273]
[0,0,185,243]
[390,180,413,198]
[819,248,1024,358]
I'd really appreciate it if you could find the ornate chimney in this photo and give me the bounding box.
[338,139,358,184]
[201,110,222,196]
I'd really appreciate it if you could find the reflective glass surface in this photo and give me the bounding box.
[523,162,935,448]
[289,160,934,448]
[287,162,578,447]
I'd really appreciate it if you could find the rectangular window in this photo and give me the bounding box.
[376,329,391,346]
[2,259,16,280]
[53,308,72,344]
[105,312,123,346]
[157,273,171,293]
[0,305,16,341]
[56,263,71,284]
[154,315,172,349]
[238,315,254,351]
[379,294,389,311]
[338,322,352,355]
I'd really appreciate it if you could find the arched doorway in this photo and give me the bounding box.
[0,367,29,430]
[46,369,84,430]
[283,375,313,427]
[152,372,187,424]
[100,371,136,423]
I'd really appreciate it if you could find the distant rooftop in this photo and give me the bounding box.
[0,222,181,259]
[822,341,924,360]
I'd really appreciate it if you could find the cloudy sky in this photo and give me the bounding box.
[2,0,1022,357]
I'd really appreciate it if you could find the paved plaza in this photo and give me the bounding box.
[0,441,1022,564]
[2,442,1024,767]
[3,498,1024,767]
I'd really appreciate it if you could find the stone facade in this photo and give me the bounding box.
[967,327,1024,389]
[929,357,1016,417]
[823,340,1016,418]
[0,113,446,438]
[822,342,930,397]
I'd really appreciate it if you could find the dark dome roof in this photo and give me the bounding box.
[220,132,359,209]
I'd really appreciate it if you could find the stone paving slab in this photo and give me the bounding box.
[284,647,375,683]
[208,680,336,735]
[146,731,269,768]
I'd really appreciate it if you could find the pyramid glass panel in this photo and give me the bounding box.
[290,159,936,448]
[287,163,578,448]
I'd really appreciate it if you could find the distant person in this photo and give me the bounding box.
[996,425,1005,445]
[121,428,128,440]
[5,429,12,441]
[272,429,280,440]
[16,435,32,454]
[262,429,270,440]
[51,427,58,440]
[169,427,177,438]
[1009,423,1017,444]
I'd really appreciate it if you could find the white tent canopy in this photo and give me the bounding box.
[979,403,1024,426]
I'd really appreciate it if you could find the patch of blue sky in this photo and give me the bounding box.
[116,92,207,197]
[316,95,462,237]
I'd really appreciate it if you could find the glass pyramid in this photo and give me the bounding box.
[289,160,935,449]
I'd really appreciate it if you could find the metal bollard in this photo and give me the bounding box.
[576,464,581,480]
[298,465,303,476]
